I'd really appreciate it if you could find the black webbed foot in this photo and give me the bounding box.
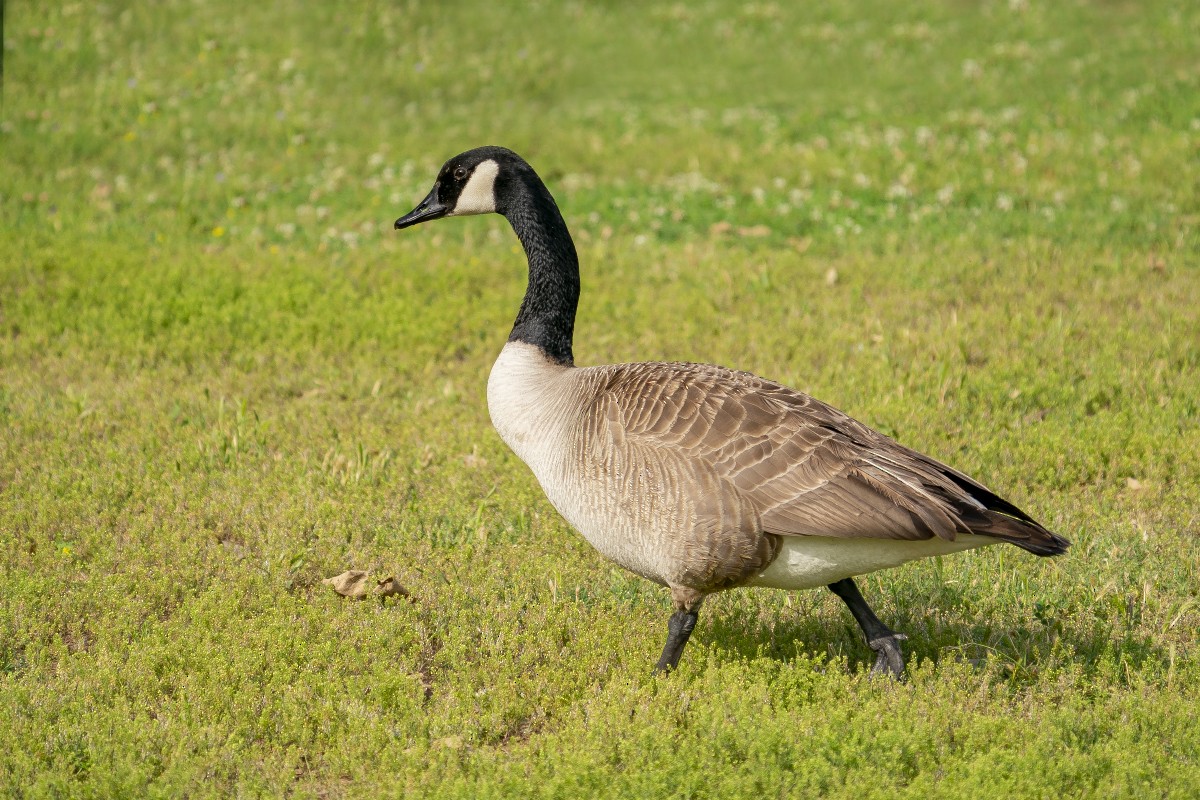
[866,632,908,678]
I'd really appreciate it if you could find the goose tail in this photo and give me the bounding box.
[965,508,1070,556]
[927,465,1070,556]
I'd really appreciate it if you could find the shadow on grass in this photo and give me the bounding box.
[698,585,1168,689]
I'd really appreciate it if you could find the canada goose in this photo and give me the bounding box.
[394,146,1069,677]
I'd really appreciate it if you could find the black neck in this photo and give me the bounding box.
[501,170,579,366]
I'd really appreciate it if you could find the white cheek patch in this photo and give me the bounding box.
[449,159,499,216]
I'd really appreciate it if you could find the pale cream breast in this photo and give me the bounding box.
[486,343,680,582]
[487,341,579,469]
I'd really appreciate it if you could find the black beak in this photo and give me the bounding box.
[394,185,448,230]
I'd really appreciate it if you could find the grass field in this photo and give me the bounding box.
[3,0,1199,796]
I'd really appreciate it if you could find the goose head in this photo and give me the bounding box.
[394,146,527,229]
[394,146,580,365]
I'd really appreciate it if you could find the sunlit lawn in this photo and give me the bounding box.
[2,1,1198,797]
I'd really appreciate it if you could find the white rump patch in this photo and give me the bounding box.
[746,533,998,590]
[449,159,499,216]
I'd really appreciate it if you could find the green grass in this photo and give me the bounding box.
[3,0,1199,797]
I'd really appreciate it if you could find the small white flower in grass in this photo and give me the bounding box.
[996,194,1014,211]
[936,184,955,205]
[853,173,871,188]
[915,127,933,147]
[962,59,983,79]
[1110,197,1126,212]
[886,183,910,199]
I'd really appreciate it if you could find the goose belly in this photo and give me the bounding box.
[746,534,997,590]
[530,472,674,584]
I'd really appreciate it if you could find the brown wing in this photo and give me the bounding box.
[590,360,1066,553]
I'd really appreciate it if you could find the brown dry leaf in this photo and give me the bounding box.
[737,224,771,237]
[324,570,411,602]
[709,221,732,236]
[323,570,371,599]
[374,576,410,600]
[824,267,839,286]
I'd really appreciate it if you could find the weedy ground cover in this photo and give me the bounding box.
[2,1,1198,797]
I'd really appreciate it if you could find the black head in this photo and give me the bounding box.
[394,146,526,230]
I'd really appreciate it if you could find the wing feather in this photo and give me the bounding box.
[587,360,1060,550]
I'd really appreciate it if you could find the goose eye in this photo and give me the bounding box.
[453,166,469,181]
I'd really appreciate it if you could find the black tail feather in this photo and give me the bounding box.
[963,507,1070,556]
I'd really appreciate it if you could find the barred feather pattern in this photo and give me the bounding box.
[488,341,1068,597]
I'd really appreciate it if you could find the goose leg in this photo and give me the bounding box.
[654,588,704,674]
[653,609,699,674]
[827,578,907,678]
